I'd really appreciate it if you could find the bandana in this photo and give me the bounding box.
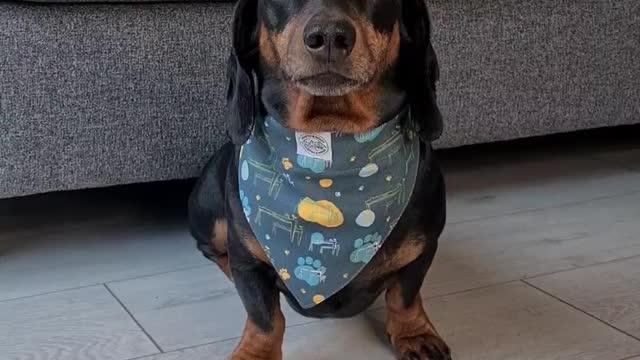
[238,112,419,309]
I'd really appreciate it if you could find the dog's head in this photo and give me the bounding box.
[226,0,442,144]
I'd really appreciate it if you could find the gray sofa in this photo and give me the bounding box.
[1,0,638,199]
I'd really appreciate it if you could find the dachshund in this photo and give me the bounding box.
[189,0,450,359]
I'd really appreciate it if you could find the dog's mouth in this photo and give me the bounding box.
[294,72,361,97]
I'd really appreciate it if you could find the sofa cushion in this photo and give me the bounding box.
[18,0,232,4]
[1,0,639,198]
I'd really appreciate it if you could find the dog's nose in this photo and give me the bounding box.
[303,14,356,62]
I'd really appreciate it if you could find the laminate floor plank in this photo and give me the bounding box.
[139,283,640,360]
[0,286,159,360]
[529,256,640,339]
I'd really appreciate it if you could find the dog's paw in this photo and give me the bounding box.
[393,333,451,360]
[230,348,282,360]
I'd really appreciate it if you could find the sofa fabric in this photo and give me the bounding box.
[1,2,232,198]
[1,0,639,198]
[17,0,229,4]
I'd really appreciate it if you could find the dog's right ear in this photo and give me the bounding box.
[399,0,443,142]
[226,0,260,145]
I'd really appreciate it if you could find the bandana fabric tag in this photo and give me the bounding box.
[296,132,333,163]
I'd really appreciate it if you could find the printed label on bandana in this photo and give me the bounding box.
[296,132,332,163]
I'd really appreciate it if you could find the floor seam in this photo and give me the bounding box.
[0,283,100,304]
[105,264,210,285]
[103,283,165,354]
[365,280,523,315]
[124,335,243,360]
[122,274,639,360]
[524,253,640,281]
[123,280,527,360]
[0,264,210,305]
[448,188,640,226]
[619,355,640,360]
[421,280,522,301]
[521,279,640,343]
[123,322,330,360]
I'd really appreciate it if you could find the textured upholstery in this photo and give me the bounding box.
[16,0,229,4]
[1,0,639,198]
[431,0,640,145]
[1,2,233,197]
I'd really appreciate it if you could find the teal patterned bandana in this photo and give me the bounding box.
[238,113,420,309]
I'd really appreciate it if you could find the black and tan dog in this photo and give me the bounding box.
[189,0,449,359]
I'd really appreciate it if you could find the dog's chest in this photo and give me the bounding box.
[238,114,420,309]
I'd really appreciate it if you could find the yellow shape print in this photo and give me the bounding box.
[279,269,291,281]
[313,295,326,304]
[319,179,333,188]
[282,158,293,170]
[297,197,344,228]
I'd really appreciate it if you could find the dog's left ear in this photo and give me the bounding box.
[400,0,443,142]
[226,0,260,145]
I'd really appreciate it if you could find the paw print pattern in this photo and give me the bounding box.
[282,157,294,170]
[350,232,383,264]
[294,256,327,286]
[279,269,291,281]
[239,190,251,217]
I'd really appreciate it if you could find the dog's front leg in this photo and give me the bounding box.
[230,260,284,360]
[229,237,285,360]
[386,249,451,360]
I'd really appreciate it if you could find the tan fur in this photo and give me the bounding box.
[382,23,401,68]
[244,232,271,264]
[386,282,450,358]
[209,222,270,278]
[273,14,399,84]
[359,234,426,281]
[285,83,380,133]
[259,24,280,66]
[231,300,285,360]
[387,235,426,271]
[260,11,401,133]
[351,20,401,76]
[212,219,228,253]
[272,11,314,79]
[212,219,231,278]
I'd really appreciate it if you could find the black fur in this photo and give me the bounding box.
[189,0,448,358]
[188,142,233,260]
[226,0,443,143]
[226,0,260,145]
[400,0,443,142]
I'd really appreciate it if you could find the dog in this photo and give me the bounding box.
[188,0,449,359]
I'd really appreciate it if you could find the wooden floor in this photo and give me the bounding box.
[1,129,639,360]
